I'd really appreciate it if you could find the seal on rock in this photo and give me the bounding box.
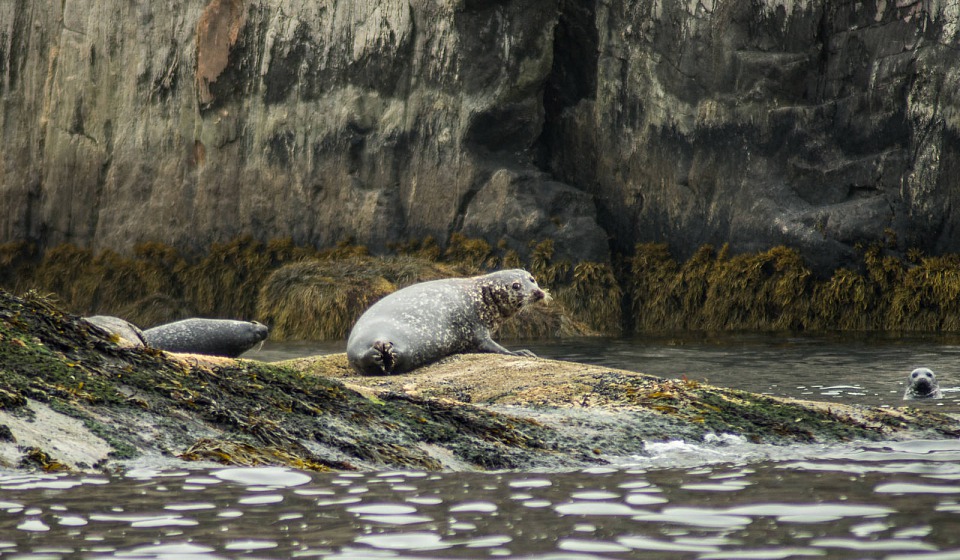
[346,269,548,375]
[84,315,147,347]
[903,367,942,400]
[143,318,269,357]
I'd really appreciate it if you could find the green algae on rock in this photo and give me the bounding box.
[0,289,594,472]
[296,353,960,447]
[3,288,960,473]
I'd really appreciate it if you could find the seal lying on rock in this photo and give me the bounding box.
[143,318,269,357]
[347,269,548,375]
[84,315,147,346]
[903,367,942,400]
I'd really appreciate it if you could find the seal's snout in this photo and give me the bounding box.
[251,321,269,342]
[529,288,552,304]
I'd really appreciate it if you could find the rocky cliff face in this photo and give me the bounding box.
[2,1,959,272]
[541,0,960,272]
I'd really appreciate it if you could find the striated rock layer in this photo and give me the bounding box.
[2,1,959,271]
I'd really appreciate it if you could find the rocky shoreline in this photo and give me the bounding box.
[2,289,958,474]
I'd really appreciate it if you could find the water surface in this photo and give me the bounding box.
[4,333,953,558]
[3,439,960,558]
[244,332,960,409]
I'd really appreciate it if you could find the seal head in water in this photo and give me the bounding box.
[903,367,942,400]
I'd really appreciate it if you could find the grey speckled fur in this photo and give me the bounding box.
[143,318,269,357]
[347,269,547,375]
[903,367,942,400]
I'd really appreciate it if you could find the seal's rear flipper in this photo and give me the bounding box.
[373,341,397,373]
[352,340,398,375]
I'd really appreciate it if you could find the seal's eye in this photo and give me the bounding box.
[912,372,919,378]
[512,282,521,290]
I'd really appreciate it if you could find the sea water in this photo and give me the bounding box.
[2,333,959,558]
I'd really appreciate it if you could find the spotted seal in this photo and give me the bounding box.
[143,318,269,357]
[903,367,942,400]
[346,269,548,375]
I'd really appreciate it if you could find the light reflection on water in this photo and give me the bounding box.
[2,439,960,558]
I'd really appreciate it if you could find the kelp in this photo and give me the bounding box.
[13,233,960,338]
[553,262,622,334]
[628,242,960,333]
[6,237,319,328]
[1,235,619,339]
[258,255,596,341]
[0,241,36,291]
[700,245,812,331]
[255,257,447,341]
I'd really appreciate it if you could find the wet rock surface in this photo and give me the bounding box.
[2,289,958,473]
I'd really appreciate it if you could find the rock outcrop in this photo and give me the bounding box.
[539,0,960,273]
[3,289,959,472]
[2,1,960,272]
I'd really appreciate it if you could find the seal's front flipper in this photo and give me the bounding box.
[476,337,537,358]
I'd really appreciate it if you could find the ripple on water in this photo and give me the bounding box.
[617,535,722,553]
[875,482,960,494]
[507,478,552,489]
[810,538,937,552]
[559,538,632,553]
[449,501,498,513]
[237,494,284,505]
[348,503,432,525]
[554,502,639,516]
[681,481,751,492]
[724,503,894,523]
[348,504,418,515]
[16,519,50,532]
[570,491,620,500]
[212,467,311,488]
[354,531,449,551]
[1,477,83,491]
[56,515,88,527]
[110,542,223,558]
[89,513,198,528]
[631,507,753,529]
[223,539,279,551]
[624,492,668,506]
[164,503,217,512]
[698,547,824,559]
